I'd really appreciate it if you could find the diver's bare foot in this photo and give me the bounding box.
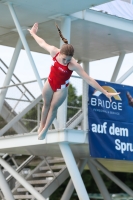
[37,128,41,135]
[37,126,43,135]
[38,128,47,140]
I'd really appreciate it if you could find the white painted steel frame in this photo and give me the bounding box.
[0,2,45,138]
[90,159,133,197]
[82,61,89,131]
[70,9,133,86]
[116,66,133,83]
[67,112,83,129]
[0,95,42,136]
[0,38,23,115]
[57,16,71,129]
[111,51,126,82]
[7,2,43,92]
[6,3,61,131]
[88,159,112,200]
[0,75,80,90]
[59,143,89,200]
[1,99,28,134]
[6,155,35,182]
[0,158,46,200]
[41,167,69,199]
[70,10,133,197]
[57,16,90,200]
[71,9,133,33]
[0,2,133,200]
[0,129,86,151]
[11,89,26,112]
[0,168,14,200]
[61,159,87,200]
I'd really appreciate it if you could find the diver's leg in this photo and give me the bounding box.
[38,87,68,139]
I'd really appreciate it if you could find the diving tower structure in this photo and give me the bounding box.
[1,0,133,200]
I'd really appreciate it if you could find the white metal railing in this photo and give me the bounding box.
[0,59,35,100]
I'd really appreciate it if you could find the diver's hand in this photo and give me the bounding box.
[105,92,120,102]
[28,23,38,36]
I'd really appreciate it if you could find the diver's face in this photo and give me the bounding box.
[59,54,72,65]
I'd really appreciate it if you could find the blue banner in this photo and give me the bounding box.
[88,80,133,161]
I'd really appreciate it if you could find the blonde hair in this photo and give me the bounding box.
[55,23,74,56]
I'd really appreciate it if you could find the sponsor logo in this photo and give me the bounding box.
[93,86,121,100]
[91,86,122,111]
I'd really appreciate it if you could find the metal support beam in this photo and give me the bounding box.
[90,159,133,197]
[11,89,26,113]
[37,103,41,128]
[111,51,126,82]
[58,17,89,200]
[116,66,133,84]
[59,143,90,200]
[61,159,87,200]
[88,159,112,200]
[1,100,28,134]
[0,158,46,200]
[82,61,89,131]
[71,9,133,33]
[0,167,14,200]
[0,95,42,136]
[57,16,71,128]
[41,167,69,199]
[0,38,23,115]
[7,2,43,91]
[6,155,35,183]
[0,76,46,90]
[66,111,83,129]
[60,16,71,45]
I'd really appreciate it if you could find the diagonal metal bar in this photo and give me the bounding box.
[116,66,133,84]
[6,155,35,183]
[7,2,43,92]
[61,159,87,200]
[0,157,46,200]
[111,51,126,82]
[0,167,15,200]
[59,143,90,200]
[88,159,112,200]
[66,110,83,129]
[90,158,133,197]
[0,95,42,136]
[0,58,35,99]
[0,38,22,115]
[12,159,47,194]
[43,157,57,178]
[0,66,33,101]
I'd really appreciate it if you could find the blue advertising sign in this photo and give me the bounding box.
[88,80,133,161]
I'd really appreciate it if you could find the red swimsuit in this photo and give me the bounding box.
[48,52,73,92]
